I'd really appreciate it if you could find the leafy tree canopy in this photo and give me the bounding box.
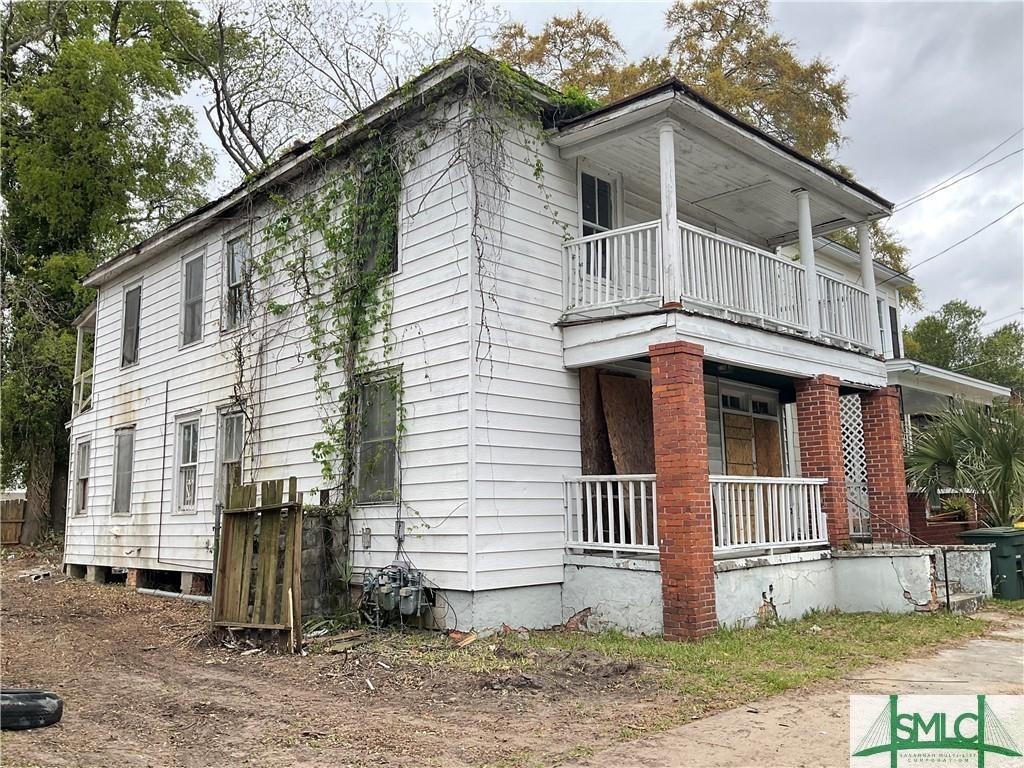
[903,300,1024,392]
[1,1,213,536]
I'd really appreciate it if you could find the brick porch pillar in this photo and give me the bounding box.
[861,387,910,541]
[794,375,849,547]
[649,341,717,640]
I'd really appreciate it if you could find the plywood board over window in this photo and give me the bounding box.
[579,368,615,475]
[599,374,654,474]
[753,419,783,476]
[723,413,755,476]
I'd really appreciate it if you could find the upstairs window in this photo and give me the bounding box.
[121,285,142,366]
[181,253,204,346]
[74,440,90,515]
[580,172,615,277]
[112,427,135,516]
[357,376,398,504]
[176,417,200,512]
[889,305,902,358]
[224,236,250,331]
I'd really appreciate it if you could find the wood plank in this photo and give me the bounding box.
[291,490,303,651]
[256,509,282,625]
[235,512,256,623]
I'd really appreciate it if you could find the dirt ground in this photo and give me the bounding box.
[2,550,1020,768]
[0,552,675,768]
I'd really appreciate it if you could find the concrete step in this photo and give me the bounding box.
[938,591,986,615]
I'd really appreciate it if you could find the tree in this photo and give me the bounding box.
[905,401,1024,528]
[180,0,505,177]
[903,301,1024,392]
[492,11,628,100]
[1,1,213,541]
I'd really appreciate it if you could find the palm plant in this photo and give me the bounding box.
[905,400,1024,528]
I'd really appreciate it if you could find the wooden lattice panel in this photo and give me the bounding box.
[839,393,870,536]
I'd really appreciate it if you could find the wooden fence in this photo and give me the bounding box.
[212,478,303,652]
[1,499,26,545]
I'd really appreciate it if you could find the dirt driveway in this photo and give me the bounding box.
[574,614,1024,768]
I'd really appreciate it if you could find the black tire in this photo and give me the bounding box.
[0,689,63,731]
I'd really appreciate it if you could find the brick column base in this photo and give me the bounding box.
[861,387,910,541]
[795,375,849,547]
[650,341,717,640]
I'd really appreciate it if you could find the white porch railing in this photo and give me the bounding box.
[564,474,658,556]
[563,222,662,313]
[710,476,829,555]
[679,222,808,333]
[818,273,873,348]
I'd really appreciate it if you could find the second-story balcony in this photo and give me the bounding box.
[562,219,875,351]
[551,79,893,357]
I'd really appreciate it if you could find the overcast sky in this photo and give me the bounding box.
[500,0,1024,327]
[196,1,1024,328]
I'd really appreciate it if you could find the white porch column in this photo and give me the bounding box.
[659,120,682,306]
[858,221,883,355]
[794,189,820,337]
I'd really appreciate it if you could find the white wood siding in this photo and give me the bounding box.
[67,129,474,589]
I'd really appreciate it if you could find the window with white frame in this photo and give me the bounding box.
[74,440,90,515]
[357,376,398,504]
[112,427,135,516]
[121,284,142,366]
[224,235,249,331]
[580,171,615,277]
[219,411,244,502]
[181,253,204,345]
[176,417,200,511]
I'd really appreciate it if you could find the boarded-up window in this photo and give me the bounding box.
[121,285,142,366]
[357,377,397,504]
[182,254,204,345]
[112,427,135,516]
[599,374,654,474]
[177,418,200,511]
[74,441,90,515]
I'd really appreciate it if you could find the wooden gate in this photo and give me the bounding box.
[1,499,26,545]
[212,478,303,651]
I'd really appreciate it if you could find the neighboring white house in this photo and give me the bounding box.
[64,51,996,636]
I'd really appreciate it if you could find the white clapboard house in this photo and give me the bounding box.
[64,51,1001,636]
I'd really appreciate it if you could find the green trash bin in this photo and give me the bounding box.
[960,527,1024,600]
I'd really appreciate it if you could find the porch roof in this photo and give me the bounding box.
[886,358,1011,404]
[551,79,893,247]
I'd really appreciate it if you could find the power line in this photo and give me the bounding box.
[893,148,1023,212]
[895,127,1023,207]
[877,201,1024,287]
[980,309,1023,328]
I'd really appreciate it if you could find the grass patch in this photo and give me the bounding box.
[987,598,1024,615]
[512,611,984,710]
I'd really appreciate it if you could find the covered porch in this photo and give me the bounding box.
[561,343,912,639]
[552,80,892,356]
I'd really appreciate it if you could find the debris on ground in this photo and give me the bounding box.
[17,568,52,582]
[563,607,592,632]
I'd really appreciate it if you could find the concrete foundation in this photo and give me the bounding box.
[715,551,835,628]
[933,544,994,596]
[440,584,564,631]
[65,563,87,579]
[562,554,663,635]
[832,549,936,613]
[85,565,108,584]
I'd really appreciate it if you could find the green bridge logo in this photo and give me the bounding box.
[852,695,1022,767]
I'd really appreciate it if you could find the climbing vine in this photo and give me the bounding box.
[225,53,590,530]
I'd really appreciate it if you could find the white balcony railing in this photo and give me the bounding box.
[679,222,808,333]
[564,474,658,556]
[710,475,829,555]
[563,222,662,313]
[562,221,877,352]
[818,273,873,348]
